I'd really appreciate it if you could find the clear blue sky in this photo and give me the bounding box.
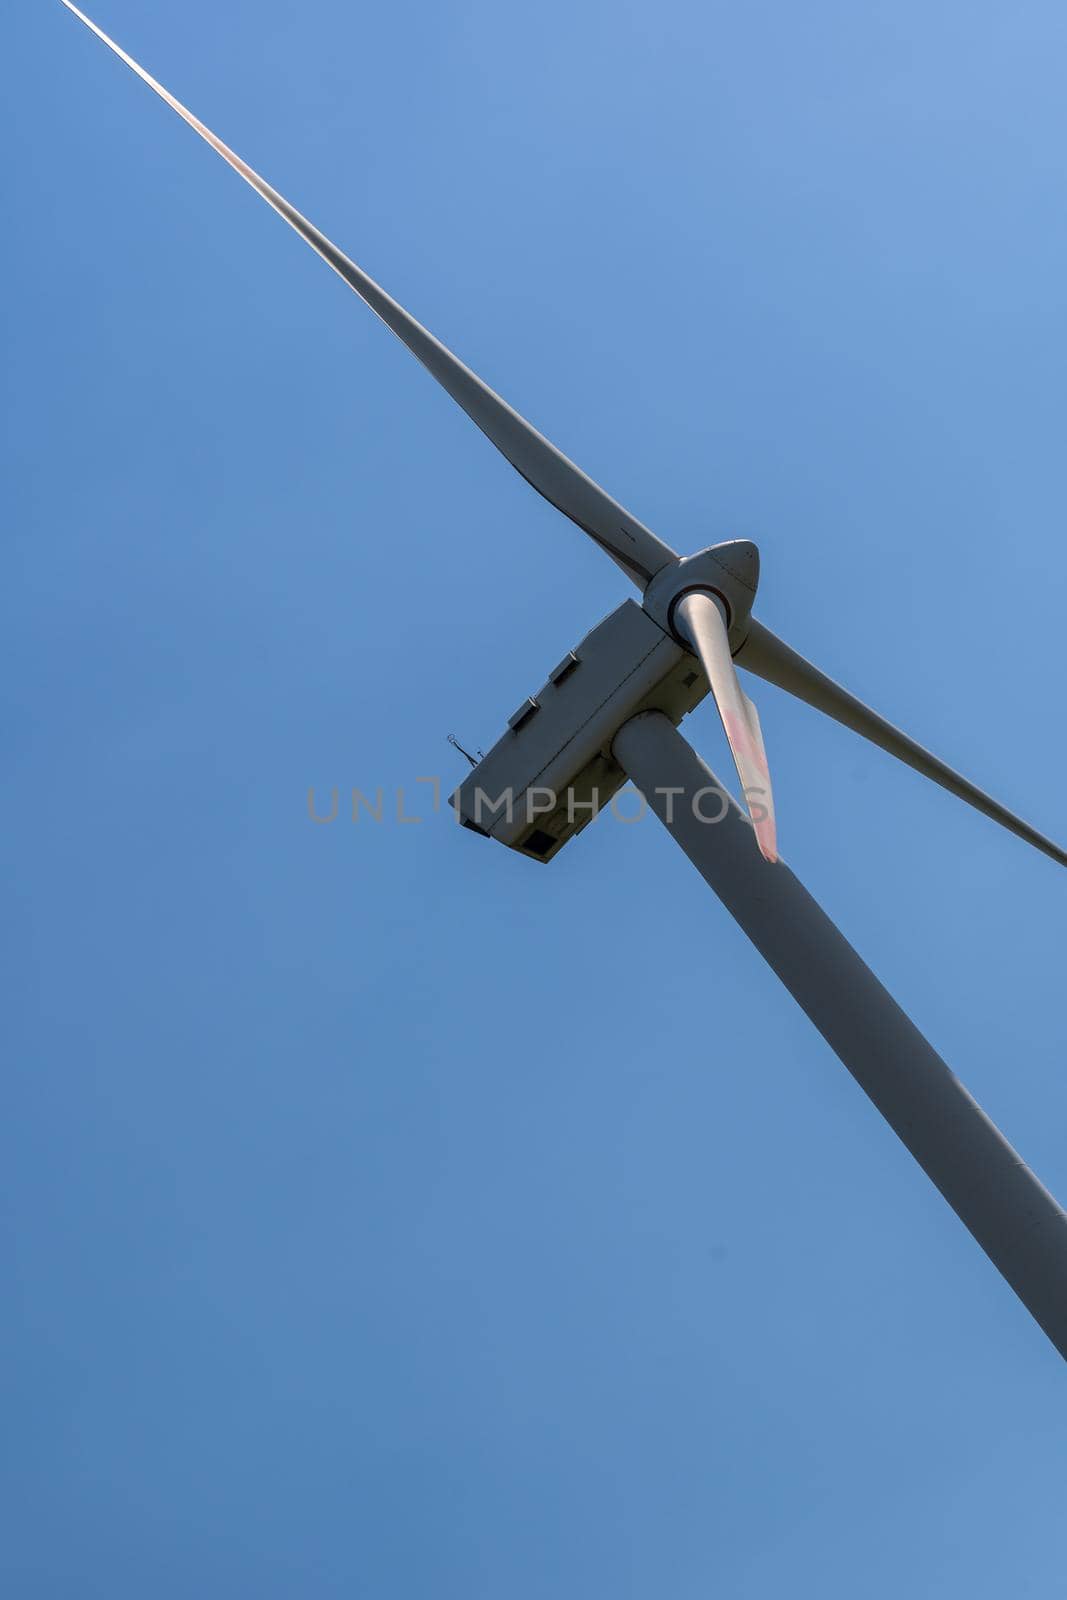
[5,1,1067,1593]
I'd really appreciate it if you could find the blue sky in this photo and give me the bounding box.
[5,0,1067,1593]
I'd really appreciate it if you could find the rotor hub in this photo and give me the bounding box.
[643,540,761,652]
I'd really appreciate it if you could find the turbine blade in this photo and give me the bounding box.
[59,1,679,589]
[675,591,778,862]
[736,619,1067,868]
[613,710,1067,1361]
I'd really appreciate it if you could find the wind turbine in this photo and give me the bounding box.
[60,2,1067,1360]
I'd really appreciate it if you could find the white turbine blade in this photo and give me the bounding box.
[737,619,1067,868]
[59,1,679,590]
[675,591,778,862]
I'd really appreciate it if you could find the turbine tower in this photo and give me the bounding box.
[60,2,1067,1360]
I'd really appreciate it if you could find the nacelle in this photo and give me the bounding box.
[450,600,708,862]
